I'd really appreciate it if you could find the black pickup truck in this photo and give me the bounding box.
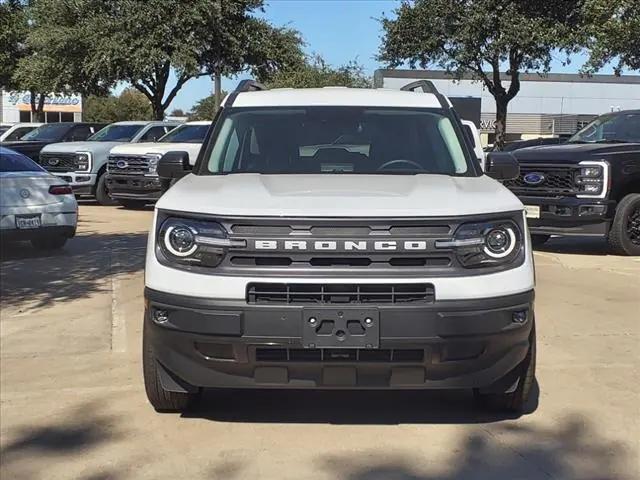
[504,110,640,256]
[1,122,106,161]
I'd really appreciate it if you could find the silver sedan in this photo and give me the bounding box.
[0,146,77,249]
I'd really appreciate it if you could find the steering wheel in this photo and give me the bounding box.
[376,159,426,171]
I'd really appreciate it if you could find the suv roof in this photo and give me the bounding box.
[225,87,447,109]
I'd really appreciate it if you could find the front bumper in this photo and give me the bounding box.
[145,288,534,391]
[51,172,97,196]
[106,174,168,201]
[521,196,615,237]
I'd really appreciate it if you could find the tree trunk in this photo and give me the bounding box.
[214,70,222,111]
[494,97,508,150]
[30,92,46,122]
[152,98,164,120]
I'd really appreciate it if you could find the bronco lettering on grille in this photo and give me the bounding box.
[254,240,429,251]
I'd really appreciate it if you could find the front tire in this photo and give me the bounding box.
[95,173,117,206]
[474,323,536,413]
[143,321,199,412]
[31,235,67,250]
[608,193,640,256]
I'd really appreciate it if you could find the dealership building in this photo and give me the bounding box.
[0,90,83,124]
[375,69,640,145]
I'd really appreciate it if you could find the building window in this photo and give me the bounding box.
[60,112,74,122]
[45,111,61,123]
[19,111,32,122]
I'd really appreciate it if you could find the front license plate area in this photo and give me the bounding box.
[302,308,379,349]
[524,205,541,219]
[15,214,41,229]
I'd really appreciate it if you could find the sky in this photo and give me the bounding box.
[157,0,621,113]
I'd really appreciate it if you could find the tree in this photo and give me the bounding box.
[84,88,153,123]
[266,55,372,89]
[198,13,305,110]
[187,93,227,121]
[0,0,28,90]
[379,0,584,148]
[169,109,185,117]
[582,0,640,74]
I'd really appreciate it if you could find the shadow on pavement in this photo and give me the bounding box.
[186,381,539,425]
[0,401,125,480]
[318,415,631,480]
[534,236,611,256]
[0,230,147,309]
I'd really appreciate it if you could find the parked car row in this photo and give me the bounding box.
[1,106,638,256]
[1,120,211,207]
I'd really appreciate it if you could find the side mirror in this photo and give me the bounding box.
[158,151,191,179]
[485,152,519,180]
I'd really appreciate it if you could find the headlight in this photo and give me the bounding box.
[146,154,163,176]
[575,161,609,198]
[75,152,91,171]
[435,219,523,268]
[157,217,245,268]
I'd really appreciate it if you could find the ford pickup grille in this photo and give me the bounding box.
[107,155,150,174]
[39,153,77,172]
[246,283,435,304]
[503,164,579,196]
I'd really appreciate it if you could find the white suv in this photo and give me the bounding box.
[143,81,536,414]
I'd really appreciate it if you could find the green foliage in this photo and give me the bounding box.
[187,93,227,121]
[0,0,28,89]
[84,88,153,123]
[267,55,372,89]
[23,0,303,120]
[582,0,639,74]
[379,0,584,147]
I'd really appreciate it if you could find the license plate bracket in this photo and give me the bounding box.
[15,214,42,229]
[302,308,379,349]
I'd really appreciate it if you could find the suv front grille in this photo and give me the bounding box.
[503,164,579,196]
[255,347,425,363]
[247,283,435,304]
[39,153,77,172]
[108,155,150,174]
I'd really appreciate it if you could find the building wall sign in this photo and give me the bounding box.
[3,91,82,113]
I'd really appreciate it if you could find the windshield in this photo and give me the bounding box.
[204,107,471,175]
[20,123,71,142]
[159,124,209,143]
[88,124,144,142]
[569,112,640,144]
[0,126,10,136]
[0,149,46,172]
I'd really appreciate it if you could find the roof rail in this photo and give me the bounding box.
[234,79,268,93]
[400,80,439,94]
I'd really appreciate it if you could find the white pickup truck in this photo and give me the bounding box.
[106,121,211,209]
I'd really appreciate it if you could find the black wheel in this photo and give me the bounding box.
[608,194,640,256]
[143,321,198,412]
[118,199,148,210]
[31,235,67,250]
[530,234,550,247]
[474,323,536,413]
[95,173,117,206]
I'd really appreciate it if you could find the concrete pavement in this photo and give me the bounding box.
[1,204,639,480]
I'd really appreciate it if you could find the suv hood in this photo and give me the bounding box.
[110,142,203,164]
[514,142,640,163]
[158,174,523,217]
[40,141,124,154]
